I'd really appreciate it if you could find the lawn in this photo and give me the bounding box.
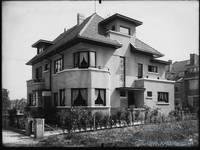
[37,120,198,147]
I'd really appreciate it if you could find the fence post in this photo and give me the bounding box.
[93,114,95,131]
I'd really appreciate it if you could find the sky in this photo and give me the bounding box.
[2,0,199,100]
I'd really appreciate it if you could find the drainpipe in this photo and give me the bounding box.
[45,58,52,91]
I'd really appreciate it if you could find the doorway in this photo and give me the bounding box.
[128,91,135,107]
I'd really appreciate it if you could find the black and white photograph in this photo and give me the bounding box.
[2,0,199,147]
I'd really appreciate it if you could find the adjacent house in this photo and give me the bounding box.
[166,53,199,112]
[26,13,175,116]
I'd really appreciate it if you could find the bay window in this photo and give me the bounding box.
[74,51,96,68]
[71,88,87,106]
[95,89,106,106]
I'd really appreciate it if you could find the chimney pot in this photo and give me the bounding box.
[77,13,85,25]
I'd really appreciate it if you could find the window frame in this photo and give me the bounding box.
[73,51,96,68]
[71,88,88,106]
[59,89,65,106]
[148,65,158,73]
[35,66,43,80]
[147,91,152,97]
[54,57,64,73]
[138,63,143,78]
[95,88,106,106]
[119,26,131,35]
[120,91,126,97]
[157,92,169,103]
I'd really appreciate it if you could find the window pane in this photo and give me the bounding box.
[158,92,169,103]
[72,89,87,106]
[138,63,143,78]
[95,89,105,106]
[147,91,152,97]
[59,89,65,106]
[90,52,96,67]
[79,52,88,68]
[120,26,130,35]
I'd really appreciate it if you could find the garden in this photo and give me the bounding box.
[37,106,198,147]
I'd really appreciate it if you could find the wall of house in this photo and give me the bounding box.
[142,80,175,115]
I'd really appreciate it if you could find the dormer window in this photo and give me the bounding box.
[120,26,130,35]
[37,47,44,54]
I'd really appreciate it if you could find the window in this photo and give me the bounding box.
[119,57,125,87]
[74,51,96,68]
[71,88,87,106]
[111,26,115,31]
[148,65,158,73]
[95,89,106,106]
[120,91,126,97]
[59,89,65,106]
[158,92,169,103]
[138,63,143,78]
[37,47,44,54]
[54,92,58,106]
[147,91,152,97]
[120,26,130,35]
[44,63,48,71]
[35,66,42,80]
[54,58,63,73]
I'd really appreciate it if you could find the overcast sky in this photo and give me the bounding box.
[2,0,199,100]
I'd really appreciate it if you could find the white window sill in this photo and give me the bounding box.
[146,97,152,100]
[156,102,170,105]
[148,72,159,75]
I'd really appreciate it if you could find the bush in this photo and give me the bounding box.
[94,111,104,129]
[124,111,132,126]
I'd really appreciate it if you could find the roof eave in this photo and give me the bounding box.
[32,39,53,48]
[99,13,143,27]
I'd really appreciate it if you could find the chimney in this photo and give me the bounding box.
[190,54,195,65]
[77,13,85,25]
[167,60,173,72]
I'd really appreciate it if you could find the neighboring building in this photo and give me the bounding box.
[166,53,199,112]
[2,88,11,115]
[26,13,174,116]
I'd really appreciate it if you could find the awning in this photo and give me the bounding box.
[116,87,145,91]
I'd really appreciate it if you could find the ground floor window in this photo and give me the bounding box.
[54,92,58,106]
[71,88,87,106]
[147,91,152,97]
[95,89,106,106]
[157,92,169,103]
[59,89,65,106]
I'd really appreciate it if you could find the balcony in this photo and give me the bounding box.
[27,79,45,91]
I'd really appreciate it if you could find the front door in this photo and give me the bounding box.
[128,91,135,107]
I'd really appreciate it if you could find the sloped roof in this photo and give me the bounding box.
[26,13,121,65]
[131,38,164,57]
[171,60,189,73]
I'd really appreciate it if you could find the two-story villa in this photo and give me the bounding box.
[26,13,175,116]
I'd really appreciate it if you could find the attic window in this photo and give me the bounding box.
[37,47,44,54]
[120,26,130,35]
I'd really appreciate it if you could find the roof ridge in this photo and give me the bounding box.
[78,13,99,36]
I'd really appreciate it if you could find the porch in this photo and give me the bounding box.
[116,87,145,109]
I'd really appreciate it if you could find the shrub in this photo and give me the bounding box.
[94,111,104,129]
[124,111,132,126]
[102,114,110,128]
